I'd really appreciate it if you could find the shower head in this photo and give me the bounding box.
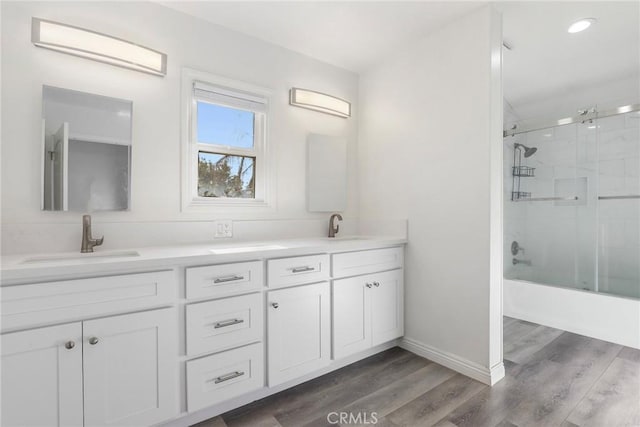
[514,143,538,158]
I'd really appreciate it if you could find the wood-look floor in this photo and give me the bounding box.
[195,317,640,427]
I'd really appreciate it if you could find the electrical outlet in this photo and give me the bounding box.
[214,220,233,238]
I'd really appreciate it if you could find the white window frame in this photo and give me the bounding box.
[181,68,273,211]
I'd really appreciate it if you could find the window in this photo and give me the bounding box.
[182,69,271,209]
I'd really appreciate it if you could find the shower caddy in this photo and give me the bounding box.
[511,144,535,201]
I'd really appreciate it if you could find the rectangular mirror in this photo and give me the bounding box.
[42,86,132,211]
[306,133,347,212]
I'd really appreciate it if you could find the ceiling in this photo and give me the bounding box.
[499,1,639,117]
[159,1,482,73]
[159,1,639,119]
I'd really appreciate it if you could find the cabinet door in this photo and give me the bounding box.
[267,282,330,386]
[371,269,404,346]
[1,323,83,427]
[83,308,178,427]
[332,276,372,359]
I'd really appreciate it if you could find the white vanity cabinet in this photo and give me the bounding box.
[185,260,263,299]
[332,248,404,360]
[184,261,266,412]
[1,307,177,427]
[267,253,329,289]
[1,323,83,427]
[186,342,264,413]
[1,238,406,427]
[1,270,175,331]
[370,269,404,346]
[267,281,331,386]
[185,292,263,356]
[82,308,177,427]
[266,255,331,386]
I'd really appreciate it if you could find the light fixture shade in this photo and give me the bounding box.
[568,18,596,33]
[31,18,167,76]
[289,88,351,118]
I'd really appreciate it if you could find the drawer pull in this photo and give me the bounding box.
[213,275,245,284]
[213,318,244,329]
[212,371,245,384]
[374,281,380,287]
[365,283,373,288]
[292,266,315,273]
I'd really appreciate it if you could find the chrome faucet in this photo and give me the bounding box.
[81,214,104,253]
[328,213,343,238]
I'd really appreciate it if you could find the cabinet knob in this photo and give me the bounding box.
[271,302,279,309]
[374,281,380,287]
[365,283,373,288]
[64,341,75,350]
[88,337,99,345]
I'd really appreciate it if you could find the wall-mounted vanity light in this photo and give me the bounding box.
[31,18,167,76]
[289,88,351,118]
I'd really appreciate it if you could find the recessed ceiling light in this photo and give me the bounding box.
[568,18,596,33]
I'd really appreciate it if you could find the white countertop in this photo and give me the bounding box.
[0,236,407,284]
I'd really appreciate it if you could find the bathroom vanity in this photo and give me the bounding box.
[0,237,405,427]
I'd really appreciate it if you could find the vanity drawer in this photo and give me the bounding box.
[186,342,264,412]
[186,293,263,356]
[1,270,175,332]
[186,261,263,299]
[267,254,329,288]
[332,247,404,278]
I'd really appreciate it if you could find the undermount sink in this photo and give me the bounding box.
[209,244,287,255]
[324,236,369,241]
[20,250,141,265]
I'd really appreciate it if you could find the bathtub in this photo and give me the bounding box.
[504,278,640,349]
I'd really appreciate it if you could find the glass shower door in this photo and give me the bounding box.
[596,110,640,298]
[504,121,594,291]
[504,105,640,299]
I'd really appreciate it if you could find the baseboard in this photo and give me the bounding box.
[400,337,505,386]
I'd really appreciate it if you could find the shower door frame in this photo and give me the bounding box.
[504,103,640,137]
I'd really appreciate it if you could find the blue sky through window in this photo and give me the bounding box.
[197,102,254,148]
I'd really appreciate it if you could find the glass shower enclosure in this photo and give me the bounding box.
[503,104,640,299]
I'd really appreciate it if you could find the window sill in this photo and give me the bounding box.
[191,197,268,207]
[181,197,272,213]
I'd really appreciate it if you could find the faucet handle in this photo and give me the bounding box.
[94,236,104,246]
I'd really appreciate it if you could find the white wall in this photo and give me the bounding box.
[358,5,504,382]
[1,1,359,254]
